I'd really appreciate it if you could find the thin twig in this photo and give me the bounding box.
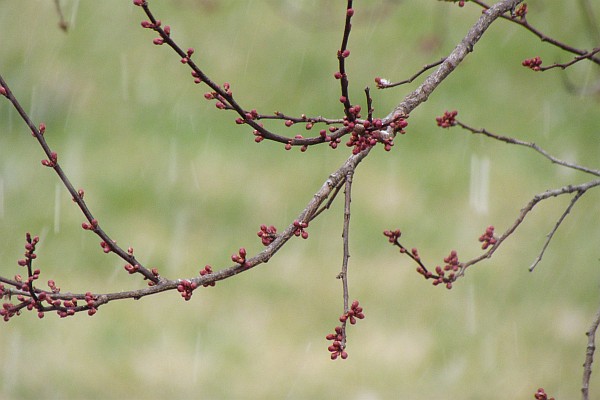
[583,303,600,400]
[540,48,600,71]
[456,120,600,177]
[337,1,355,120]
[54,0,68,32]
[337,170,354,349]
[376,58,445,89]
[529,190,584,271]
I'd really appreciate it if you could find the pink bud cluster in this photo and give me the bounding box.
[231,247,248,267]
[0,86,7,96]
[339,300,365,325]
[177,279,197,301]
[416,250,459,289]
[319,128,342,149]
[383,229,401,243]
[146,268,161,287]
[236,109,259,125]
[199,265,215,287]
[326,326,348,360]
[436,110,458,128]
[257,224,277,246]
[81,218,98,231]
[522,56,542,71]
[514,3,527,18]
[72,188,85,202]
[326,300,365,360]
[478,225,497,249]
[204,82,232,110]
[534,388,555,400]
[124,263,141,274]
[99,240,114,253]
[17,233,39,268]
[293,220,309,239]
[41,152,58,167]
[180,47,195,64]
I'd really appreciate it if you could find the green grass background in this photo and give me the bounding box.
[1,1,599,398]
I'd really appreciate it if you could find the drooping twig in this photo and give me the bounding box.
[455,120,600,177]
[336,171,354,349]
[582,303,600,400]
[54,0,68,32]
[529,190,584,271]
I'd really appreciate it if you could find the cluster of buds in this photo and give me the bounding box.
[17,233,39,268]
[14,270,40,293]
[124,263,140,274]
[204,82,232,110]
[339,300,365,325]
[534,388,555,400]
[383,229,401,243]
[389,115,409,136]
[235,109,259,125]
[374,76,390,89]
[199,265,215,287]
[180,47,194,64]
[41,151,58,167]
[1,299,31,321]
[436,110,458,128]
[326,326,348,360]
[176,279,197,301]
[478,225,497,249]
[346,123,377,154]
[81,218,98,231]
[257,224,278,246]
[231,247,248,267]
[84,292,97,316]
[0,85,6,97]
[99,240,114,254]
[47,279,60,293]
[293,220,309,239]
[522,56,542,71]
[416,250,459,289]
[146,267,161,286]
[319,128,342,149]
[513,3,527,19]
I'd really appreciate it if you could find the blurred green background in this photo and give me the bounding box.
[1,1,599,398]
